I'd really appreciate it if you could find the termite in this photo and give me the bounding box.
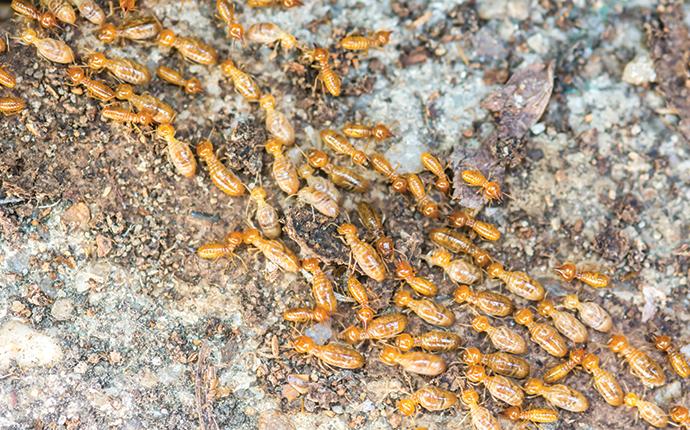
[514,308,567,358]
[555,262,609,288]
[471,315,527,355]
[196,139,245,195]
[265,139,299,195]
[302,258,337,314]
[196,231,243,261]
[379,345,446,376]
[71,0,105,25]
[155,124,197,178]
[259,94,294,145]
[115,84,175,124]
[98,17,161,43]
[220,59,261,101]
[292,335,364,369]
[157,66,203,94]
[247,0,302,8]
[448,210,500,241]
[581,353,624,406]
[40,0,75,24]
[343,122,393,142]
[425,248,481,285]
[503,407,559,424]
[0,97,26,116]
[307,149,369,193]
[86,52,150,85]
[249,187,281,239]
[19,28,74,64]
[242,228,300,272]
[369,153,407,193]
[543,348,586,384]
[320,129,367,165]
[100,105,152,126]
[453,285,513,317]
[466,364,524,406]
[421,152,451,194]
[356,202,394,260]
[340,313,407,344]
[460,389,500,430]
[119,0,136,13]
[283,306,329,323]
[428,228,492,268]
[66,66,114,101]
[561,294,612,333]
[537,299,588,344]
[523,378,589,413]
[340,30,392,52]
[297,187,339,218]
[158,28,218,65]
[11,0,58,29]
[395,330,462,352]
[463,346,530,379]
[652,334,690,378]
[608,334,666,387]
[216,0,244,41]
[347,275,374,324]
[0,65,17,89]
[307,47,341,97]
[393,289,455,327]
[407,174,439,218]
[395,260,438,297]
[337,223,386,282]
[670,405,690,428]
[297,164,340,203]
[246,22,297,52]
[487,262,545,301]
[397,386,457,416]
[461,169,502,202]
[623,392,668,428]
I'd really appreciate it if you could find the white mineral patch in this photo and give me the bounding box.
[622,53,656,86]
[0,320,63,370]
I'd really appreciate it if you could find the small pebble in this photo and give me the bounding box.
[50,298,74,321]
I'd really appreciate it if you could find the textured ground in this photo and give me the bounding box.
[0,0,689,429]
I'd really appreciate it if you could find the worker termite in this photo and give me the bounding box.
[157,66,203,95]
[11,0,58,29]
[158,28,218,65]
[393,289,455,327]
[282,306,329,323]
[397,386,457,416]
[369,153,407,193]
[343,122,393,143]
[242,228,300,272]
[407,174,439,218]
[246,23,297,52]
[561,294,612,333]
[0,97,26,116]
[265,139,300,195]
[379,345,447,376]
[460,389,500,430]
[503,407,559,424]
[337,223,386,282]
[428,228,492,268]
[354,203,393,259]
[340,30,392,52]
[115,84,175,124]
[425,248,481,285]
[320,129,368,166]
[302,258,337,315]
[608,334,666,387]
[395,330,462,352]
[249,187,281,239]
[514,308,567,358]
[466,364,524,406]
[652,334,689,378]
[86,52,150,85]
[260,94,294,145]
[537,299,588,344]
[297,187,339,218]
[463,346,530,379]
[216,0,244,41]
[0,65,17,89]
[395,260,438,296]
[453,285,513,317]
[220,59,261,101]
[461,169,502,202]
[71,0,105,25]
[19,28,74,64]
[155,124,197,178]
[346,275,374,324]
[196,231,243,261]
[40,0,75,24]
[340,313,407,344]
[100,105,152,126]
[523,378,589,413]
[670,405,690,427]
[307,47,341,97]
[196,139,246,195]
[421,152,451,194]
[623,392,668,428]
[487,262,545,301]
[98,17,162,44]
[580,353,624,406]
[248,0,302,8]
[307,149,369,193]
[66,66,114,101]
[471,315,527,355]
[555,262,610,288]
[292,335,364,369]
[543,348,585,383]
[448,210,501,241]
[298,164,340,203]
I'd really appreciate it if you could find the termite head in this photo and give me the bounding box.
[292,335,314,353]
[483,181,502,201]
[554,262,577,281]
[336,223,357,237]
[462,346,482,365]
[87,52,108,70]
[523,378,545,395]
[562,294,579,310]
[652,335,672,352]
[372,124,392,141]
[514,308,534,326]
[460,389,479,406]
[19,28,39,45]
[97,23,118,43]
[375,237,394,260]
[259,94,276,110]
[486,262,503,278]
[503,406,523,421]
[426,248,451,267]
[474,249,492,268]
[311,47,329,63]
[242,228,261,244]
[607,335,629,353]
[379,345,400,365]
[249,186,267,201]
[184,77,203,94]
[420,201,439,219]
[40,12,58,29]
[623,392,640,408]
[156,123,176,141]
[465,364,486,383]
[570,348,586,364]
[471,315,490,332]
[66,66,85,84]
[435,177,450,193]
[581,353,599,372]
[393,289,412,307]
[394,260,415,279]
[394,333,414,351]
[138,111,154,126]
[306,149,329,168]
[115,83,135,100]
[536,300,556,317]
[225,231,244,247]
[453,285,472,304]
[339,325,362,344]
[670,406,689,424]
[396,398,416,416]
[157,28,177,47]
[352,151,368,166]
[373,30,392,46]
[300,257,320,273]
[448,211,470,228]
[264,138,283,156]
[196,140,214,158]
[219,59,236,75]
[228,23,244,41]
[391,175,408,193]
[356,307,374,324]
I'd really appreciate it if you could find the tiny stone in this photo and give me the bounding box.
[50,299,74,321]
[622,53,656,86]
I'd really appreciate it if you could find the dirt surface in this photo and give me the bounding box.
[0,1,689,430]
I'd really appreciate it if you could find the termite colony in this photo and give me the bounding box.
[2,1,688,428]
